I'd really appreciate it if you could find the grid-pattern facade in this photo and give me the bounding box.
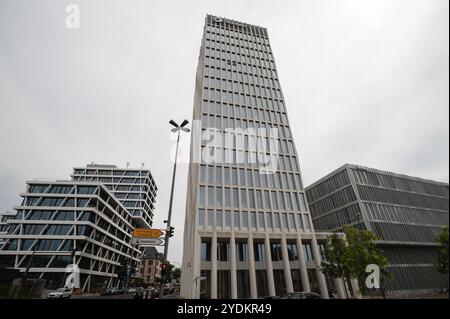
[181,15,352,299]
[0,181,140,293]
[72,164,157,228]
[306,164,449,296]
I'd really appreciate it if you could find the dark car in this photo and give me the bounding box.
[280,292,322,299]
[101,288,113,296]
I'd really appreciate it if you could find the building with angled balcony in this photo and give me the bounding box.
[0,180,140,292]
[71,164,157,228]
[305,164,449,296]
[180,15,354,299]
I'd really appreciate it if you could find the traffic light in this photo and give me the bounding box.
[167,226,175,238]
[161,263,167,278]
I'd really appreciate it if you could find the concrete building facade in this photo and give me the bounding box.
[0,180,140,292]
[306,164,449,296]
[181,15,350,299]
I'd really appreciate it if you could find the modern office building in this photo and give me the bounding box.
[181,15,351,299]
[71,164,157,228]
[306,164,449,296]
[0,211,16,246]
[0,180,140,293]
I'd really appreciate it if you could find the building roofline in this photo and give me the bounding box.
[306,163,449,191]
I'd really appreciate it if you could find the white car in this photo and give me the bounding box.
[47,287,73,299]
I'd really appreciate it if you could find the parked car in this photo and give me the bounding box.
[47,287,72,299]
[280,292,322,299]
[127,288,137,294]
[101,288,113,296]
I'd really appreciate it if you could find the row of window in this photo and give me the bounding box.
[73,176,150,185]
[206,20,268,40]
[73,169,150,177]
[371,221,445,243]
[205,56,275,76]
[199,186,307,211]
[358,185,449,211]
[205,27,270,49]
[308,186,357,217]
[28,185,97,195]
[364,202,449,226]
[312,203,362,231]
[199,166,303,190]
[205,39,272,62]
[203,65,278,90]
[306,170,351,204]
[200,239,324,263]
[197,209,311,232]
[203,86,283,106]
[352,168,449,198]
[203,100,288,127]
[201,126,286,147]
[204,45,275,70]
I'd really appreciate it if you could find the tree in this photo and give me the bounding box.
[171,267,182,282]
[321,233,350,283]
[321,225,390,296]
[436,226,449,274]
[343,225,390,294]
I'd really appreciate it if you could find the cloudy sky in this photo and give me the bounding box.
[0,0,448,264]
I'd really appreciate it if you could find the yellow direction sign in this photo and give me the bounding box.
[132,228,164,239]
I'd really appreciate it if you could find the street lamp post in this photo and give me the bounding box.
[159,119,190,298]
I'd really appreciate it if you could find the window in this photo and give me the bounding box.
[234,212,240,228]
[258,212,265,229]
[199,186,205,208]
[254,243,265,262]
[198,209,205,226]
[225,211,231,227]
[240,189,247,208]
[216,188,222,206]
[217,241,229,261]
[236,242,248,262]
[208,210,214,226]
[233,189,239,208]
[208,187,214,207]
[248,190,255,209]
[216,210,223,227]
[201,240,211,261]
[225,188,231,207]
[242,212,249,228]
[250,212,257,228]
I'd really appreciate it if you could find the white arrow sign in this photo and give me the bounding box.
[132,238,165,246]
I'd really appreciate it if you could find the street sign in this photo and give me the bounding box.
[132,238,165,246]
[132,228,164,239]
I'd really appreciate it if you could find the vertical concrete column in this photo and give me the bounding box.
[264,235,276,297]
[211,234,218,299]
[230,234,238,299]
[247,234,258,298]
[333,278,346,299]
[296,235,310,292]
[193,234,201,298]
[310,235,329,299]
[280,235,294,293]
[350,278,362,299]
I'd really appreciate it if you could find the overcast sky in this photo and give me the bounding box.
[0,0,448,264]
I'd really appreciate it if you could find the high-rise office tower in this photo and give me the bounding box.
[181,15,339,299]
[306,164,449,296]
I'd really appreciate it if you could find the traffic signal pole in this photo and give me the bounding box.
[159,129,180,298]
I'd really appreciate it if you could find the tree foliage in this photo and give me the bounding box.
[321,225,390,294]
[436,226,449,274]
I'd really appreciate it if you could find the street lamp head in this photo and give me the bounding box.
[181,127,190,133]
[169,120,179,128]
[171,127,179,133]
[180,119,189,128]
